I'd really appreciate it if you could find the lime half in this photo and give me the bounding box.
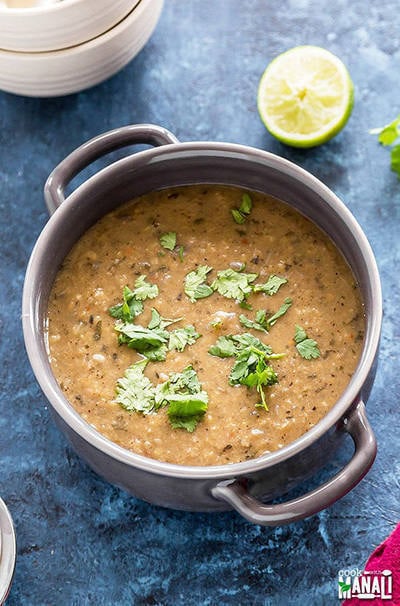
[257,46,354,148]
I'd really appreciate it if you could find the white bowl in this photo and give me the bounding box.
[0,0,164,97]
[0,0,141,52]
[0,498,16,605]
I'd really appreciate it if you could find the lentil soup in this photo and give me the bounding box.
[47,185,364,466]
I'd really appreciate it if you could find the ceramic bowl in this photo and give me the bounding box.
[22,124,382,526]
[0,0,141,52]
[0,0,163,97]
[0,498,16,605]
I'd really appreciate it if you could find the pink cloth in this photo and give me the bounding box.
[343,523,400,604]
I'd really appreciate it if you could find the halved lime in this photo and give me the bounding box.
[257,46,354,148]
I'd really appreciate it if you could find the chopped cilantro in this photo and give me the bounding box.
[116,309,199,361]
[155,366,208,431]
[115,363,208,432]
[294,325,307,343]
[240,193,252,214]
[115,360,158,414]
[231,209,246,224]
[208,334,238,357]
[115,320,169,361]
[108,276,158,321]
[109,285,143,321]
[294,324,321,360]
[239,298,292,333]
[209,332,283,410]
[370,114,400,179]
[211,268,257,303]
[231,193,253,224]
[147,308,180,330]
[160,232,177,251]
[184,265,213,302]
[254,275,288,296]
[132,275,159,301]
[239,309,269,333]
[265,297,293,328]
[168,325,201,352]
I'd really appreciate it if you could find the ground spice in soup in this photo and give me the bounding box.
[47,185,364,466]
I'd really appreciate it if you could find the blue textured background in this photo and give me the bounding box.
[1,1,399,604]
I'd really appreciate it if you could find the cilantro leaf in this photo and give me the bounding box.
[168,325,201,351]
[239,193,252,215]
[209,332,283,410]
[184,265,214,302]
[109,285,144,321]
[155,366,208,432]
[294,325,307,343]
[239,358,278,410]
[391,144,400,177]
[147,308,180,330]
[231,193,253,224]
[231,333,274,354]
[116,310,199,360]
[373,114,400,146]
[265,297,293,328]
[239,309,269,333]
[294,324,321,360]
[168,416,202,432]
[108,276,158,321]
[296,338,320,360]
[160,232,177,251]
[132,275,159,301]
[115,360,157,414]
[228,344,279,410]
[115,363,209,432]
[115,307,179,361]
[239,299,292,333]
[208,335,238,357]
[115,321,169,360]
[231,209,246,224]
[371,114,400,179]
[254,275,288,296]
[211,268,258,303]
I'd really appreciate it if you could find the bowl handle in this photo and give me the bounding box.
[44,124,180,215]
[211,401,376,526]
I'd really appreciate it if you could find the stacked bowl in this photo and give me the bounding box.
[0,498,16,605]
[0,0,163,97]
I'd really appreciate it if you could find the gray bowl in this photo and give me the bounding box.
[0,498,16,604]
[22,124,382,525]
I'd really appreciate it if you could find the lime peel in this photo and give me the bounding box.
[257,45,354,148]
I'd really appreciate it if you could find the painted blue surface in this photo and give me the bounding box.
[1,1,399,604]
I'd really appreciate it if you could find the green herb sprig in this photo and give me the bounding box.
[160,232,177,251]
[231,193,253,224]
[160,232,184,260]
[184,265,288,306]
[211,268,258,303]
[115,362,208,432]
[184,265,214,302]
[370,114,400,179]
[294,325,321,360]
[239,298,293,333]
[109,276,159,322]
[115,308,200,361]
[209,332,284,410]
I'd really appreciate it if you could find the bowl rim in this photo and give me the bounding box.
[22,140,383,480]
[0,0,153,57]
[0,497,16,604]
[0,0,137,16]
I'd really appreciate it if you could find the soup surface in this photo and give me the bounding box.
[47,185,364,466]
